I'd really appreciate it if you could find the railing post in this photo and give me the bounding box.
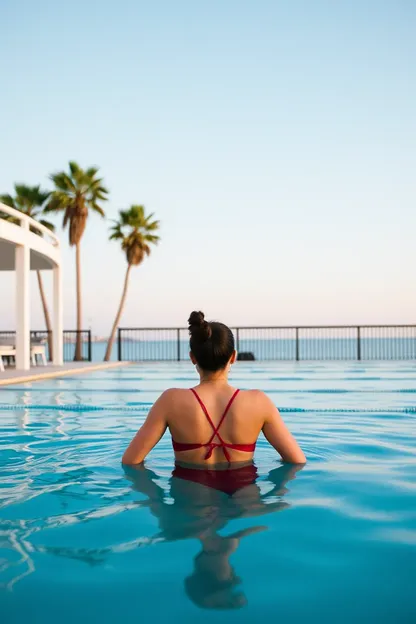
[357,326,361,361]
[295,327,299,361]
[118,328,122,361]
[177,328,181,361]
[87,330,92,362]
[236,328,240,353]
[15,240,30,370]
[52,265,63,365]
[48,330,53,362]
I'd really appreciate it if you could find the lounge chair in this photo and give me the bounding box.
[0,336,47,370]
[0,344,16,372]
[30,337,47,366]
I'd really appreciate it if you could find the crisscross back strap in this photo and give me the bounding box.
[190,388,240,461]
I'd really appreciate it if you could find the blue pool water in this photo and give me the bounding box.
[1,362,415,623]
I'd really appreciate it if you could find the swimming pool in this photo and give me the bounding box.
[1,362,415,623]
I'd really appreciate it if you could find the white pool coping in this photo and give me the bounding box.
[0,361,130,387]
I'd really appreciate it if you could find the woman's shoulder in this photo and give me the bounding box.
[157,387,191,403]
[238,388,275,408]
[239,388,268,399]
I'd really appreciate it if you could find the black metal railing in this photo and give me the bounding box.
[117,325,416,361]
[0,330,92,362]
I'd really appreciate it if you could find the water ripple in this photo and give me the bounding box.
[1,362,415,621]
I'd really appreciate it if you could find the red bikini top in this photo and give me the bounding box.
[172,388,256,462]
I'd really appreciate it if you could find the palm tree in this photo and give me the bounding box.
[0,184,55,359]
[104,205,160,361]
[44,162,108,360]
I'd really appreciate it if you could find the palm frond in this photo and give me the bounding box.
[1,185,51,228]
[44,192,72,213]
[91,203,106,217]
[109,231,124,241]
[38,219,56,232]
[50,172,76,193]
[63,208,72,229]
[14,184,30,198]
[144,233,160,244]
[13,184,50,209]
[0,194,15,208]
[85,166,99,179]
[69,161,82,179]
[144,219,160,231]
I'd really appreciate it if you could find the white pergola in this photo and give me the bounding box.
[0,202,63,370]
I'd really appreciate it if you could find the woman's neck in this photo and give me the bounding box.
[199,369,229,384]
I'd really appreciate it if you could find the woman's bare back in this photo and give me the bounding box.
[167,386,265,465]
[123,383,305,466]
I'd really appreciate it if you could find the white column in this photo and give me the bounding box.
[53,264,63,365]
[15,242,30,370]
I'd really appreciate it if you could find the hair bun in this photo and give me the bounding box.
[188,311,205,327]
[188,310,212,341]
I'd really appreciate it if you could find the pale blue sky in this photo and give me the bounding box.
[1,0,415,334]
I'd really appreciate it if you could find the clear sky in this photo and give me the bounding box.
[1,0,415,334]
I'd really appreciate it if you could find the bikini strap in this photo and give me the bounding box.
[190,388,216,431]
[190,387,240,453]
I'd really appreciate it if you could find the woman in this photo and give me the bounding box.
[123,311,306,473]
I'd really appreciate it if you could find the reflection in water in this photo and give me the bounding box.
[1,462,302,608]
[125,462,303,609]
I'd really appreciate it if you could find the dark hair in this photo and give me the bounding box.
[188,311,235,372]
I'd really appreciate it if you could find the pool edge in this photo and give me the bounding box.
[0,361,132,386]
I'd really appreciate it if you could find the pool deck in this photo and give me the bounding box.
[0,361,129,387]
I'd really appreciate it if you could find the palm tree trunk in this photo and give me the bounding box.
[74,242,83,361]
[36,270,53,361]
[104,264,132,361]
